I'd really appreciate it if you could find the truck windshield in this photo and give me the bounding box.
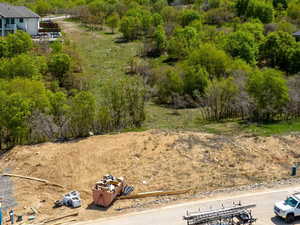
[285,197,298,207]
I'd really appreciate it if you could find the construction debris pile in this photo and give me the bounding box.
[95,175,124,192]
[93,175,126,207]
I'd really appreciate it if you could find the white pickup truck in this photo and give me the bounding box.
[274,192,300,223]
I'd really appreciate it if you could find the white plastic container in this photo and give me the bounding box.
[70,197,81,208]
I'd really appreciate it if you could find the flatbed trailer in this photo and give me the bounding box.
[183,203,256,225]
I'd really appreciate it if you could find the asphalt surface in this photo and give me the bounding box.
[74,185,300,225]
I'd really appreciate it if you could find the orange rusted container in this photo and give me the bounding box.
[92,175,126,207]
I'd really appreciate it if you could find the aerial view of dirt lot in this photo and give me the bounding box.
[1,130,300,222]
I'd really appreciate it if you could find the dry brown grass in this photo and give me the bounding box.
[1,130,300,221]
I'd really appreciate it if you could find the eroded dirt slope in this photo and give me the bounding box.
[1,130,300,221]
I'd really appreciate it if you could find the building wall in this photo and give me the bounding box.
[24,18,39,35]
[0,17,39,36]
[0,18,4,36]
[16,18,27,31]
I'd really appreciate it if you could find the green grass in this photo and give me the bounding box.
[78,33,140,81]
[143,102,244,134]
[144,103,300,135]
[242,119,300,136]
[63,21,141,84]
[143,102,203,131]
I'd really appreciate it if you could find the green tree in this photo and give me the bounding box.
[261,31,296,71]
[247,68,289,121]
[99,76,145,129]
[183,66,209,97]
[151,13,164,27]
[6,54,40,78]
[180,9,201,27]
[152,0,168,13]
[70,91,96,137]
[235,0,274,23]
[120,16,142,40]
[273,0,288,9]
[50,41,63,53]
[277,20,297,33]
[0,38,8,58]
[224,31,258,64]
[207,0,223,9]
[153,25,168,55]
[288,45,300,74]
[88,0,107,16]
[6,31,33,57]
[235,0,250,16]
[0,92,31,148]
[48,91,69,123]
[35,0,52,15]
[157,69,184,104]
[204,77,238,120]
[48,53,71,85]
[106,13,120,33]
[168,26,200,59]
[6,78,50,112]
[186,43,230,78]
[204,7,234,26]
[161,6,179,23]
[246,0,274,23]
[126,8,152,34]
[287,2,300,21]
[237,21,264,43]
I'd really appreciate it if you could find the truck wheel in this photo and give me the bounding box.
[286,214,295,223]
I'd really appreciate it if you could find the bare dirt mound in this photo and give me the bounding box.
[1,130,300,221]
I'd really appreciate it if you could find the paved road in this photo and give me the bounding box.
[75,186,300,225]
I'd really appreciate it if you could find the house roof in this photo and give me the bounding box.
[293,31,300,36]
[0,3,39,18]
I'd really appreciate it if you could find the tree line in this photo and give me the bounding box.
[62,0,300,123]
[2,0,300,137]
[0,31,145,151]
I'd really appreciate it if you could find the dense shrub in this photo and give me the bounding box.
[224,31,258,64]
[235,0,274,23]
[186,44,230,78]
[168,26,200,59]
[260,31,296,71]
[48,53,71,85]
[247,69,289,121]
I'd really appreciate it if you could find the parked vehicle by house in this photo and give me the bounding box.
[274,192,300,223]
[0,3,40,36]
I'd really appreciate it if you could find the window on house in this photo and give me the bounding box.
[19,18,24,23]
[5,18,9,24]
[11,18,15,24]
[0,20,2,27]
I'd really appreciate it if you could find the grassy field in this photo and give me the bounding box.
[243,119,300,136]
[60,20,142,85]
[143,102,242,134]
[60,20,300,136]
[143,102,300,135]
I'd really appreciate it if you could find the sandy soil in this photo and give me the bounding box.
[1,130,300,223]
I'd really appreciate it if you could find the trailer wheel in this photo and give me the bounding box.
[286,213,295,223]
